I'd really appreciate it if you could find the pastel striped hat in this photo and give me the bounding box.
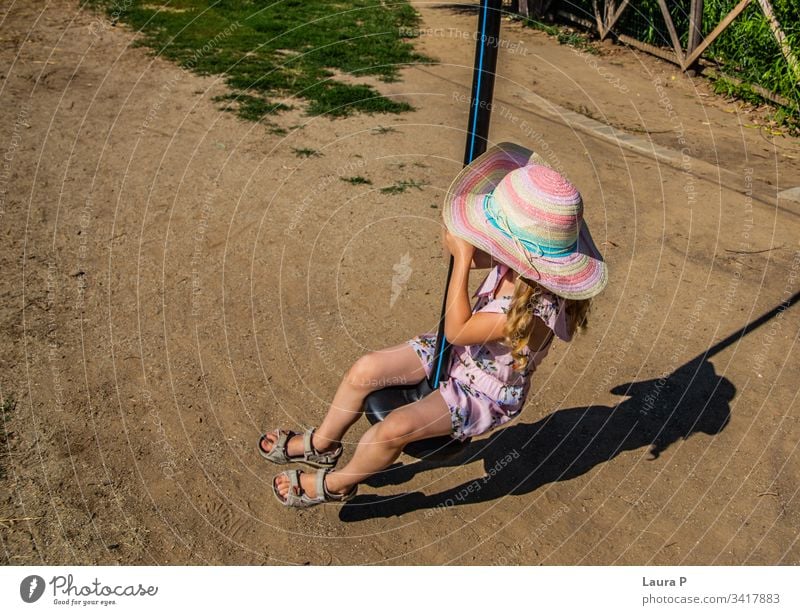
[442,142,607,300]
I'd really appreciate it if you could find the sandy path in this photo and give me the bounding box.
[1,0,798,565]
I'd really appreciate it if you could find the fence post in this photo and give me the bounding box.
[529,1,548,20]
[687,0,704,74]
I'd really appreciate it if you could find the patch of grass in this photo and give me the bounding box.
[212,92,291,122]
[86,0,432,119]
[710,76,764,106]
[1,395,16,480]
[341,176,372,185]
[565,0,798,123]
[711,75,799,135]
[371,125,398,134]
[380,179,427,195]
[771,106,800,135]
[292,147,322,158]
[521,18,599,54]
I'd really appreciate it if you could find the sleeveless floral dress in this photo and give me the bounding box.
[407,264,572,440]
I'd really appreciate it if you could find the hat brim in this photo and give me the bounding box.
[442,142,608,300]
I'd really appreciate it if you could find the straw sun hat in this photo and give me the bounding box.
[442,141,608,300]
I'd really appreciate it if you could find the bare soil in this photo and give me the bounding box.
[1,1,799,565]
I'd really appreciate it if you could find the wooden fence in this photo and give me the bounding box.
[507,0,798,106]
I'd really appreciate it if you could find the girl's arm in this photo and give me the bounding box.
[443,230,507,346]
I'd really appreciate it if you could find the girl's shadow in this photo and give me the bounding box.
[339,356,733,521]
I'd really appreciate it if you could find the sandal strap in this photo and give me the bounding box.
[316,468,328,500]
[320,469,357,502]
[303,428,315,461]
[274,469,355,507]
[288,469,300,495]
[283,469,306,506]
[275,430,290,451]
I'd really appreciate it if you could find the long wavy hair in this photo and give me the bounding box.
[502,275,591,373]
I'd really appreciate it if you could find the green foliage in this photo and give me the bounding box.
[565,0,798,120]
[212,92,291,120]
[340,175,372,185]
[521,17,600,53]
[291,147,322,158]
[380,179,427,194]
[85,0,431,119]
[702,0,798,109]
[710,74,766,106]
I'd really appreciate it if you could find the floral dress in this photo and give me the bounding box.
[407,264,572,440]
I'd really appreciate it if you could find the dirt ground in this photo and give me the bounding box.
[1,0,799,565]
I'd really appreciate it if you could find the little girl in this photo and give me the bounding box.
[260,142,608,507]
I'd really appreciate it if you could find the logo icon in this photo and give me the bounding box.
[20,575,45,603]
[390,252,413,308]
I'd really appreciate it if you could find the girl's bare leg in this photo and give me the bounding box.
[274,389,452,498]
[260,341,429,457]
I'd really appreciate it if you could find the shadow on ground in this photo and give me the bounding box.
[340,355,734,521]
[341,292,800,521]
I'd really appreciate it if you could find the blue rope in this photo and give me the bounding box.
[433,0,490,386]
[467,0,489,163]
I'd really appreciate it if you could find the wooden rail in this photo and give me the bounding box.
[512,0,798,92]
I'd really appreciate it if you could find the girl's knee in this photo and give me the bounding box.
[345,352,381,389]
[376,413,415,446]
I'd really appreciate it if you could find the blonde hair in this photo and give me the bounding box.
[502,276,591,373]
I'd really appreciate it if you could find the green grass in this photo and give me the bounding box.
[340,175,372,185]
[292,147,322,158]
[212,92,291,121]
[711,75,799,134]
[564,0,799,123]
[520,18,599,54]
[380,179,427,194]
[85,0,431,119]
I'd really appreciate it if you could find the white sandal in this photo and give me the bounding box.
[272,468,357,508]
[257,427,342,468]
